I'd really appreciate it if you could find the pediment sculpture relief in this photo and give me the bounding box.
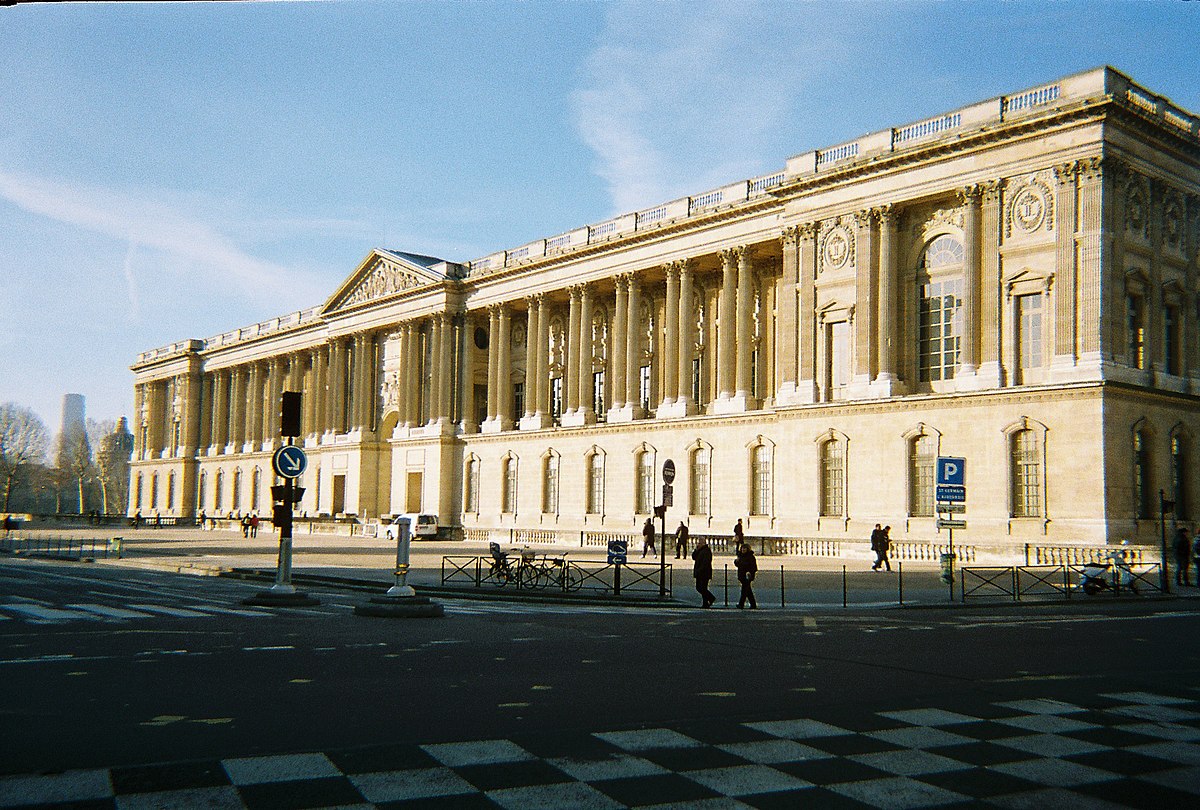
[339,261,423,309]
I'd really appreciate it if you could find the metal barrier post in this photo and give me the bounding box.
[780,565,785,608]
[842,565,847,608]
[898,561,904,605]
[614,562,622,595]
[723,564,729,607]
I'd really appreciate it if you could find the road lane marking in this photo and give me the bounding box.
[128,604,209,617]
[3,605,90,621]
[66,604,154,619]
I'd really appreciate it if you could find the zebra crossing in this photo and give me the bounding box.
[0,598,324,625]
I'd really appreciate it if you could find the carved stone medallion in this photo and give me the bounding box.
[821,224,854,272]
[1011,187,1046,233]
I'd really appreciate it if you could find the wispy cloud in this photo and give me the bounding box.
[0,168,326,304]
[571,0,843,215]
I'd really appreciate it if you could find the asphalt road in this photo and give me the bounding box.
[2,557,1198,782]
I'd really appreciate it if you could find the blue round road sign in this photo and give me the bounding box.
[273,445,308,479]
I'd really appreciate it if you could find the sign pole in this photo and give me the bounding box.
[272,448,296,594]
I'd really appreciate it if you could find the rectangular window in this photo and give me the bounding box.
[1165,305,1180,375]
[828,321,850,391]
[751,447,771,516]
[503,462,517,514]
[691,453,709,515]
[1128,295,1146,370]
[465,461,479,513]
[919,278,962,381]
[513,382,525,419]
[542,457,558,514]
[593,370,606,418]
[474,384,488,427]
[639,366,652,412]
[821,442,844,517]
[587,454,604,515]
[909,437,935,517]
[1016,294,1043,383]
[1011,431,1041,518]
[550,378,563,424]
[636,454,654,514]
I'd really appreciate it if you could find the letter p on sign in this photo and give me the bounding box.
[936,457,966,486]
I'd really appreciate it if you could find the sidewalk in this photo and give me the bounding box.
[6,526,1197,610]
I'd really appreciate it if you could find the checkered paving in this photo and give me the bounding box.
[2,690,1197,808]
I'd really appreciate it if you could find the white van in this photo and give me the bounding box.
[393,513,438,539]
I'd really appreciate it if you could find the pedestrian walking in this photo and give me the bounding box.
[733,518,744,552]
[692,536,715,608]
[674,521,689,558]
[2,515,12,538]
[735,543,758,609]
[871,525,893,572]
[641,517,656,558]
[199,510,207,530]
[250,513,260,538]
[1174,527,1191,586]
[241,514,251,538]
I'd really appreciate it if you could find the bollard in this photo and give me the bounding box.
[723,564,729,607]
[109,537,123,559]
[780,565,785,608]
[898,561,903,605]
[842,565,848,608]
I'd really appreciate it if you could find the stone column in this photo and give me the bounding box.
[611,276,628,412]
[535,297,550,418]
[303,351,318,439]
[717,248,738,399]
[853,210,877,386]
[437,316,452,425]
[577,284,595,422]
[425,324,441,425]
[523,299,538,421]
[977,183,1002,386]
[1076,157,1108,364]
[228,368,245,448]
[676,260,696,410]
[776,228,800,402]
[198,375,212,451]
[497,305,513,428]
[625,274,643,417]
[735,248,755,402]
[328,340,344,433]
[316,344,330,436]
[459,316,476,431]
[959,186,982,376]
[566,287,581,416]
[486,307,500,422]
[875,207,899,387]
[796,224,818,402]
[214,369,230,450]
[662,264,680,409]
[400,324,416,427]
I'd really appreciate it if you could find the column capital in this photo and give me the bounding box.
[981,179,1002,205]
[872,204,895,224]
[854,208,876,227]
[719,245,746,266]
[780,225,800,248]
[957,184,985,205]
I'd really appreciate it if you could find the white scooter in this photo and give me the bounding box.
[1079,547,1139,595]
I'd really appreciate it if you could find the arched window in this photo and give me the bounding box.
[502,457,518,514]
[1172,434,1187,520]
[750,444,772,516]
[166,472,176,511]
[1010,429,1041,518]
[215,470,224,513]
[690,445,710,516]
[150,473,159,510]
[542,453,559,515]
[918,235,964,382]
[1134,430,1151,520]
[197,472,207,513]
[820,440,844,517]
[232,469,242,513]
[587,452,604,515]
[251,468,261,512]
[909,435,936,517]
[465,458,480,514]
[135,473,144,510]
[636,449,655,514]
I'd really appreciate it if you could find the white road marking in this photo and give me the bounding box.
[3,605,91,621]
[128,604,210,618]
[66,604,154,619]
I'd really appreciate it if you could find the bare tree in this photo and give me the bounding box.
[57,426,92,515]
[91,418,132,515]
[0,403,50,511]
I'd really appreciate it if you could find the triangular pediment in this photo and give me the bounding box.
[323,249,452,313]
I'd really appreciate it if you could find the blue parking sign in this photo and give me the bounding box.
[936,457,965,486]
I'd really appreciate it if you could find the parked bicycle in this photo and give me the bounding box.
[519,550,583,591]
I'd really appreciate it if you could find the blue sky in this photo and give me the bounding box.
[0,0,1196,435]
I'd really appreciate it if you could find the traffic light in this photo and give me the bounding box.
[280,391,302,438]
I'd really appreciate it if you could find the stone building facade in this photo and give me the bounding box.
[130,66,1200,549]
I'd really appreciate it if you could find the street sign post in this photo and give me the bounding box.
[272,445,308,479]
[607,538,628,564]
[658,459,675,598]
[662,459,676,485]
[935,457,967,600]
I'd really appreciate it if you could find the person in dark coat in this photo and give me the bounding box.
[674,521,689,558]
[733,518,745,549]
[872,525,893,572]
[641,517,656,558]
[735,543,758,609]
[1174,527,1192,586]
[692,536,715,608]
